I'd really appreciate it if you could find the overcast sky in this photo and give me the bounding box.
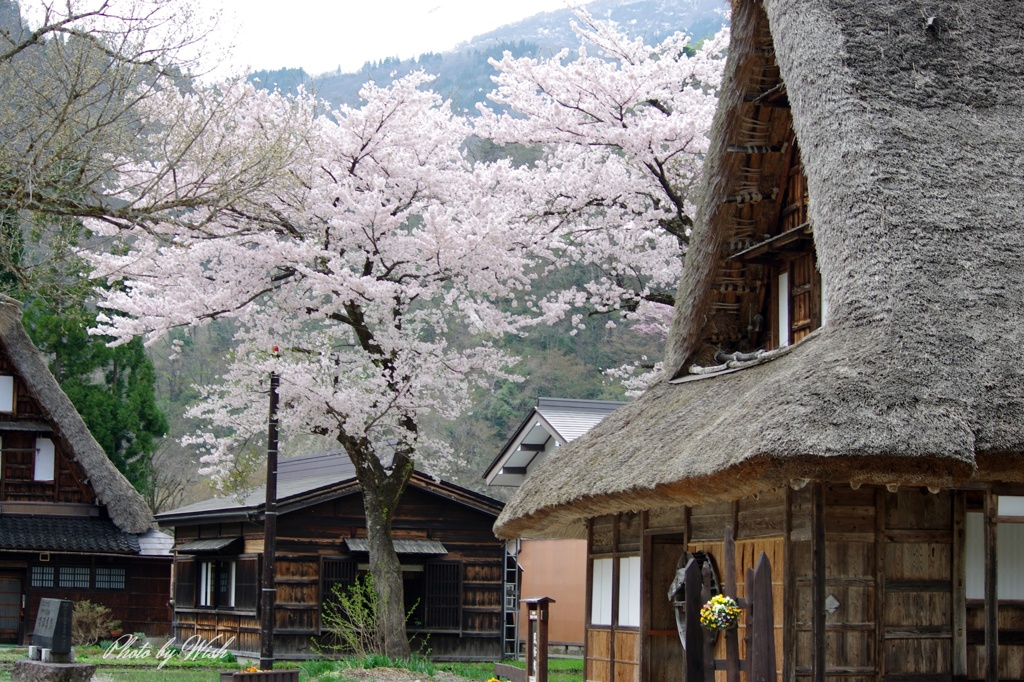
[212,0,573,76]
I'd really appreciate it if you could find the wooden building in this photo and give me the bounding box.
[157,451,506,660]
[484,398,624,656]
[495,1,1024,682]
[0,296,172,642]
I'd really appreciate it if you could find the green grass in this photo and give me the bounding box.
[438,658,583,682]
[0,646,584,682]
[97,671,223,682]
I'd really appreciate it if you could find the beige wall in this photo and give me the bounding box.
[517,538,587,646]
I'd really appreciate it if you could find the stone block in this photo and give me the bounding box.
[12,660,96,682]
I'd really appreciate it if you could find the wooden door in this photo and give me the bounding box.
[0,572,23,643]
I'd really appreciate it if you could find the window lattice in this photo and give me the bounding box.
[31,565,54,588]
[95,567,126,590]
[58,566,91,589]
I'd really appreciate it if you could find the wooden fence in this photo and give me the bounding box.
[674,526,777,682]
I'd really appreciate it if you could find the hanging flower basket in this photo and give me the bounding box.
[700,594,742,631]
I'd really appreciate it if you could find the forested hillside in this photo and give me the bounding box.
[251,0,726,111]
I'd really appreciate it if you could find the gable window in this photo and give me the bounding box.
[0,376,13,412]
[34,437,54,482]
[731,142,823,351]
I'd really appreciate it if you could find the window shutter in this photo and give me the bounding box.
[321,558,356,603]
[235,556,260,611]
[424,561,461,630]
[174,558,195,607]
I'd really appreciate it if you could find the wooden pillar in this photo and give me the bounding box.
[984,492,998,682]
[811,483,826,682]
[952,491,967,682]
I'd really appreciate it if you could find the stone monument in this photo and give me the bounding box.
[13,599,95,682]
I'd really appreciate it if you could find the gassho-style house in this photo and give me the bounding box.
[0,296,171,643]
[494,1,1024,682]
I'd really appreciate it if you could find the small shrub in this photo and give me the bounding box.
[318,574,386,657]
[71,600,120,646]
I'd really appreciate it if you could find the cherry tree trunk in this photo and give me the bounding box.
[360,472,412,659]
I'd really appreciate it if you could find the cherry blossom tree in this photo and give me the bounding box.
[84,9,729,654]
[88,72,552,656]
[476,11,728,390]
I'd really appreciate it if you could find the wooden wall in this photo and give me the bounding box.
[24,556,171,639]
[587,492,786,682]
[169,482,504,659]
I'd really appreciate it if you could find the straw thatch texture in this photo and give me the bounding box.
[496,0,1024,539]
[0,296,154,533]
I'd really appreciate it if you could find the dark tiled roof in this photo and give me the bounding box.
[0,515,140,554]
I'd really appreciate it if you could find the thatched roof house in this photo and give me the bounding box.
[493,1,1024,681]
[0,296,169,643]
[496,0,1024,541]
[0,296,154,533]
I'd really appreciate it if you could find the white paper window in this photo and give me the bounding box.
[999,496,1024,517]
[965,509,1024,600]
[618,556,641,627]
[34,438,54,481]
[0,376,13,412]
[198,561,215,607]
[777,272,790,347]
[591,558,613,626]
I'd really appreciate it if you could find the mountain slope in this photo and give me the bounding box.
[250,0,726,111]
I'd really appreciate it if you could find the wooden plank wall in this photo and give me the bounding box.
[170,483,504,658]
[586,492,786,682]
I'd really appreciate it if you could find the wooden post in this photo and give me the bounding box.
[522,597,555,682]
[701,563,715,682]
[723,527,740,682]
[984,492,998,682]
[952,492,967,682]
[811,483,826,682]
[260,369,280,671]
[749,553,776,682]
[684,558,704,682]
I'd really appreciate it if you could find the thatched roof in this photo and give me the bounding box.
[0,296,154,533]
[495,0,1024,539]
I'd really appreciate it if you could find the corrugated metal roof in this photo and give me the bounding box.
[175,537,241,553]
[137,528,173,556]
[344,538,447,555]
[157,451,359,519]
[535,398,626,442]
